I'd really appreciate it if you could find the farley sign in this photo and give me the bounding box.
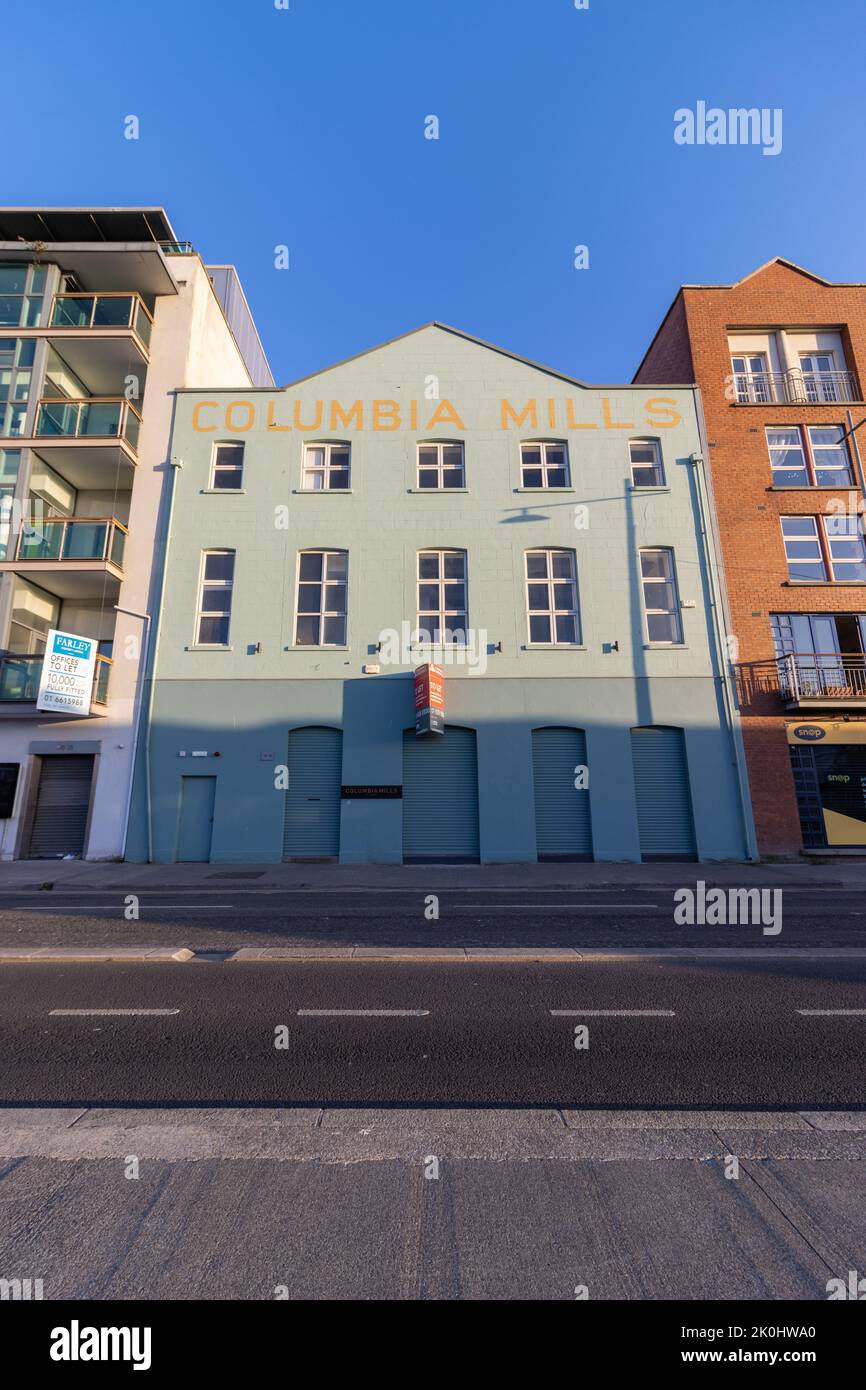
[415,663,445,736]
[36,629,97,715]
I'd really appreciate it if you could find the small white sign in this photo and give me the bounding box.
[36,629,97,715]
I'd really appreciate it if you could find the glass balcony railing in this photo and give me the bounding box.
[158,240,194,256]
[13,516,127,567]
[50,292,153,350]
[0,651,112,706]
[35,398,142,452]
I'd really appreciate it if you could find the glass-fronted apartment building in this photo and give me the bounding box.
[0,208,272,859]
[125,324,756,864]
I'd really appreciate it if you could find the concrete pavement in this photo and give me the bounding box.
[1,1107,865,1300]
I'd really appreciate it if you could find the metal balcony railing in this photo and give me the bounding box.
[780,652,866,702]
[12,516,127,567]
[158,240,194,255]
[0,651,112,706]
[34,397,142,451]
[50,292,153,350]
[733,369,860,405]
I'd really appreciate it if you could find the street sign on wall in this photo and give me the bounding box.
[414,662,445,736]
[36,630,97,715]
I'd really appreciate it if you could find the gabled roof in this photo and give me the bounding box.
[679,255,866,291]
[277,320,592,391]
[632,256,866,381]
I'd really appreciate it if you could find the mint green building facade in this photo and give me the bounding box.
[126,324,756,864]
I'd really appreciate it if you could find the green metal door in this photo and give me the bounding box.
[402,726,479,863]
[282,726,342,859]
[532,727,593,861]
[630,726,696,861]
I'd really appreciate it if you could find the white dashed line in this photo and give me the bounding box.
[49,1009,180,1017]
[549,1009,676,1017]
[297,1008,430,1017]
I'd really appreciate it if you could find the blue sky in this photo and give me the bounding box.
[8,0,866,384]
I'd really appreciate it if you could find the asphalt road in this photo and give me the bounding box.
[2,958,866,1106]
[0,885,858,948]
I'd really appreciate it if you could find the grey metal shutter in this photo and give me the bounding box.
[282,727,342,859]
[630,726,696,860]
[532,727,593,861]
[402,726,480,863]
[28,755,94,858]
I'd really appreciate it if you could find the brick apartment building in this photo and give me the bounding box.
[636,258,866,857]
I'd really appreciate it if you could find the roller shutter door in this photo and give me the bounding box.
[630,726,696,860]
[27,755,94,859]
[532,727,593,861]
[282,727,342,859]
[402,726,479,863]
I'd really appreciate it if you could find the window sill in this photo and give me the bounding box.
[408,487,470,494]
[291,488,353,495]
[521,644,586,652]
[783,580,866,587]
[768,485,856,492]
[643,643,688,650]
[200,488,247,495]
[514,486,574,494]
[186,644,234,651]
[284,645,349,651]
[628,484,670,493]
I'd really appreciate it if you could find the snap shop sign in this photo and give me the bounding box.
[36,629,97,715]
[787,721,866,746]
[415,663,445,736]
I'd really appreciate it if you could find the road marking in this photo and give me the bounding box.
[297,1008,429,1017]
[797,1009,866,1016]
[450,904,656,911]
[49,1008,180,1017]
[549,1009,675,1017]
[15,905,235,912]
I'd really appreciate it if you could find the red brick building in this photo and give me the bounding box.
[635,259,866,857]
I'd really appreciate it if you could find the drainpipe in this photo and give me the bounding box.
[691,392,759,862]
[145,456,183,863]
[114,604,151,861]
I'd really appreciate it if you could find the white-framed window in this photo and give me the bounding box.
[295,550,347,645]
[629,438,664,487]
[766,425,852,487]
[520,440,570,488]
[196,550,235,646]
[302,442,350,491]
[799,352,840,403]
[809,426,853,486]
[417,549,467,644]
[525,549,580,645]
[417,441,464,489]
[210,440,244,490]
[781,517,825,582]
[781,515,866,583]
[825,515,866,582]
[731,353,771,403]
[640,548,683,643]
[767,427,809,486]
